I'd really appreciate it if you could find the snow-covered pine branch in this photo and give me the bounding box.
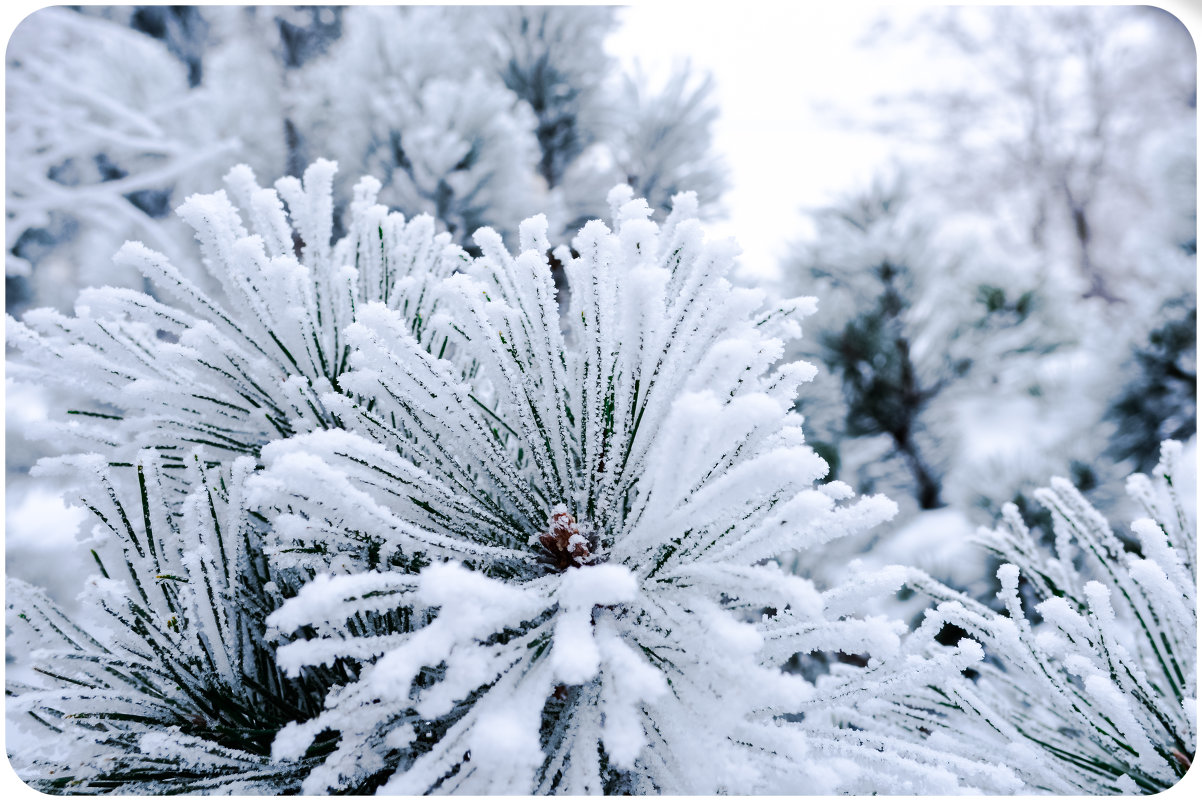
[8,164,1008,794]
[7,6,730,317]
[483,5,616,191]
[292,7,544,246]
[611,66,728,221]
[6,453,338,793]
[7,160,462,469]
[865,439,1196,794]
[245,184,1001,793]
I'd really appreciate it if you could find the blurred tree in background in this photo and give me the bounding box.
[1107,301,1197,472]
[788,5,1195,536]
[789,179,956,512]
[5,5,727,316]
[870,6,1195,309]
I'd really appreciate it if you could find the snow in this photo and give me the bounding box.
[555,560,644,678]
[467,707,545,776]
[705,607,764,655]
[860,507,982,588]
[595,628,667,767]
[5,484,90,607]
[272,719,327,762]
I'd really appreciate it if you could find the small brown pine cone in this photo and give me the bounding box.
[540,505,592,570]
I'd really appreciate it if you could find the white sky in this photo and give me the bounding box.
[605,4,930,283]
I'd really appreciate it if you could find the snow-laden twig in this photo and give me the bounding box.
[869,440,1196,794]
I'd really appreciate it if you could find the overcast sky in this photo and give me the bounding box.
[606,4,928,283]
[606,1,1200,284]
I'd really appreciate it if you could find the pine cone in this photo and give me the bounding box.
[538,505,592,570]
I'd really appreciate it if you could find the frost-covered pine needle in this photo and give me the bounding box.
[865,441,1196,794]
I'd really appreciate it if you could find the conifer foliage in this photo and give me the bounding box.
[870,440,1197,794]
[7,455,336,793]
[7,161,459,465]
[5,6,728,314]
[244,184,899,794]
[7,165,1011,794]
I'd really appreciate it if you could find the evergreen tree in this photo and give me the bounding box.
[780,173,1129,601]
[610,66,728,223]
[486,6,616,190]
[288,6,545,245]
[818,5,1197,523]
[788,178,962,512]
[819,258,945,510]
